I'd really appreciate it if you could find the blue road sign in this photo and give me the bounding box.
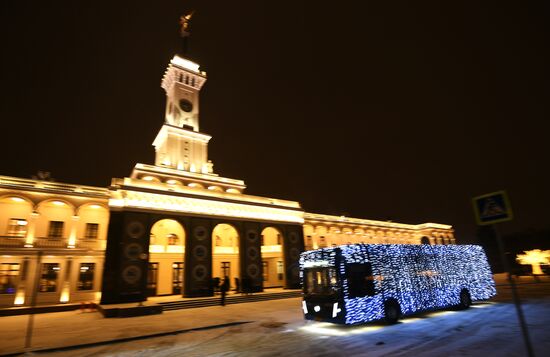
[472,190,513,225]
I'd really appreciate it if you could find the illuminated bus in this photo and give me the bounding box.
[300,244,496,324]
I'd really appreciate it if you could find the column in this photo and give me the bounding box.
[67,215,79,248]
[13,257,29,305]
[60,258,72,303]
[24,212,39,248]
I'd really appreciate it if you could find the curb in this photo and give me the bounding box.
[0,303,83,317]
[495,281,550,287]
[0,320,252,356]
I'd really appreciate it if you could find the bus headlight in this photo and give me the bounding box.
[302,301,308,314]
[314,305,321,312]
[332,302,342,318]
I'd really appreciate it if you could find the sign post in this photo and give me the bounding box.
[24,250,42,351]
[472,191,534,357]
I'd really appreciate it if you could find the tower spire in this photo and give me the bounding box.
[179,11,194,55]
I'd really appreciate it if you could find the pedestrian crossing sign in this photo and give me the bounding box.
[472,190,513,225]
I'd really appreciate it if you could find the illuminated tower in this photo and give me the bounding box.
[126,14,246,193]
[154,56,212,174]
[127,52,246,193]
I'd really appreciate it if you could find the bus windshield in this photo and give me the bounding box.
[304,267,339,296]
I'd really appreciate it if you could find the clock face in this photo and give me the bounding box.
[179,99,193,112]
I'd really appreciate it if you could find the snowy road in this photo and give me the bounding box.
[45,282,550,357]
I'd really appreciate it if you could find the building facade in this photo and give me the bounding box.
[303,213,455,250]
[0,54,454,308]
[0,176,109,307]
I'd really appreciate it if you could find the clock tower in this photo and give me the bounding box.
[126,12,246,193]
[153,56,212,173]
[162,56,205,131]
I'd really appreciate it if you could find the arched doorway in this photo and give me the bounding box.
[421,236,431,245]
[260,227,285,288]
[149,219,186,296]
[212,224,240,290]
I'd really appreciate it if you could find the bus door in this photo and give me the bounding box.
[302,266,342,322]
[418,252,439,310]
[406,250,436,311]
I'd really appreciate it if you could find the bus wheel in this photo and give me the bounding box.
[458,289,472,310]
[384,300,401,324]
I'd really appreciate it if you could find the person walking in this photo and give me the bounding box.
[234,277,240,294]
[220,276,229,306]
[241,277,250,295]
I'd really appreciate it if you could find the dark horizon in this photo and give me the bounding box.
[1,1,549,242]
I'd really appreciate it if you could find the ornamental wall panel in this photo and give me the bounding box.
[101,211,151,304]
[242,221,262,292]
[185,217,212,297]
[283,225,304,289]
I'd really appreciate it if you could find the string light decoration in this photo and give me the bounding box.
[300,244,496,325]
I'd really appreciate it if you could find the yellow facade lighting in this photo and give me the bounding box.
[14,290,25,305]
[60,283,70,303]
[109,190,304,224]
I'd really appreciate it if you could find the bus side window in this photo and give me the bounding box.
[347,263,376,298]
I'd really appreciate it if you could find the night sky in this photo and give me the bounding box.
[1,1,548,242]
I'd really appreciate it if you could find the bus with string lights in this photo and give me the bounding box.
[300,244,496,325]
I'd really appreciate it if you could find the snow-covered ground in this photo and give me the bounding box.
[1,281,549,356]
